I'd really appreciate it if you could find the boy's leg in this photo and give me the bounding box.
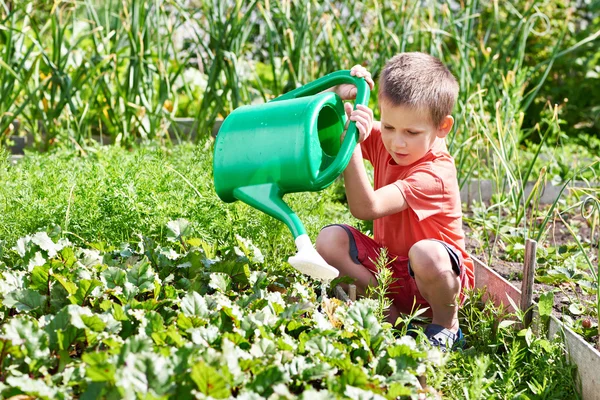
[316,225,378,293]
[315,225,400,323]
[408,240,461,333]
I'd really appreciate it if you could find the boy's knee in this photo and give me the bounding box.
[316,226,349,258]
[408,240,452,276]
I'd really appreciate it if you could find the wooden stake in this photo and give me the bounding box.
[334,286,350,303]
[348,284,357,301]
[521,239,537,327]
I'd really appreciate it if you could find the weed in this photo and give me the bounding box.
[365,247,396,323]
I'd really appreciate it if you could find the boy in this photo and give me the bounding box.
[316,52,474,350]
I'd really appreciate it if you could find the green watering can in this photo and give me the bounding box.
[213,70,370,280]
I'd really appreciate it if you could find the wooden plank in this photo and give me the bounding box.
[548,316,600,400]
[472,256,521,313]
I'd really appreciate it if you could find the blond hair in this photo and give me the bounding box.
[378,52,459,127]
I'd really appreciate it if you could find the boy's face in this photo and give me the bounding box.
[379,102,453,166]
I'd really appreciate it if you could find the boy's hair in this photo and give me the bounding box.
[378,52,459,127]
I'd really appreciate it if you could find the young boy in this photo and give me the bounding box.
[316,52,474,350]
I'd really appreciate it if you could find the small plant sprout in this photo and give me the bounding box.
[366,247,397,324]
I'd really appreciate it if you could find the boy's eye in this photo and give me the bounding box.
[407,130,420,135]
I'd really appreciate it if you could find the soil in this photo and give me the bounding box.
[462,209,599,347]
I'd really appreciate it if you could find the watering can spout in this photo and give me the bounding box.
[233,183,306,238]
[233,184,339,280]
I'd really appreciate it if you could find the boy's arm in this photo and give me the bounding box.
[343,145,408,220]
[342,95,403,220]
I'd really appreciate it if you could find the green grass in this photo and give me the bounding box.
[0,140,358,270]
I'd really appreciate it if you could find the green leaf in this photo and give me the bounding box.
[578,280,597,295]
[569,303,586,316]
[3,289,46,312]
[210,260,250,285]
[57,327,80,351]
[167,219,191,242]
[127,259,156,292]
[1,317,50,362]
[30,264,51,293]
[186,238,203,248]
[177,313,194,330]
[6,375,58,398]
[112,303,128,321]
[144,311,165,335]
[70,279,102,306]
[190,361,231,398]
[117,352,174,396]
[305,336,343,358]
[54,274,78,295]
[30,231,63,258]
[81,314,107,332]
[119,336,154,361]
[537,291,554,318]
[524,327,534,347]
[498,320,518,330]
[181,291,209,318]
[102,267,127,289]
[347,302,381,336]
[387,382,414,398]
[537,339,554,353]
[154,280,161,299]
[341,365,370,390]
[82,352,116,382]
[60,247,78,268]
[209,272,232,293]
[44,305,85,351]
[248,365,285,397]
[302,362,335,382]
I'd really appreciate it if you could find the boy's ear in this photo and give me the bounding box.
[436,115,454,138]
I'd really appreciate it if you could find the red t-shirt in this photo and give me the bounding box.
[361,125,474,286]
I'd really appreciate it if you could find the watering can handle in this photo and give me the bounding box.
[271,70,371,188]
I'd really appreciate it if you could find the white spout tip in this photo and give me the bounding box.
[288,234,339,280]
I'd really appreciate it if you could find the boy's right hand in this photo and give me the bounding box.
[343,102,373,143]
[335,64,375,100]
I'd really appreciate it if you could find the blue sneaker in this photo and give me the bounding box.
[424,324,465,352]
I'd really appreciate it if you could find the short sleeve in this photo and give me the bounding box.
[393,168,445,221]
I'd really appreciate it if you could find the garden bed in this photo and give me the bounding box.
[472,256,600,400]
[464,200,600,348]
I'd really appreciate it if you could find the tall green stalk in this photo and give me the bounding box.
[0,1,36,146]
[191,0,257,138]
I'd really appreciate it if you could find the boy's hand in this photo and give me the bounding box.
[335,64,375,100]
[343,102,373,143]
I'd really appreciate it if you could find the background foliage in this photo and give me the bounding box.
[0,0,598,148]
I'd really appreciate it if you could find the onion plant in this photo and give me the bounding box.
[186,0,258,137]
[0,1,36,146]
[83,0,192,146]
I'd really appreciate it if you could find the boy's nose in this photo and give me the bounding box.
[394,137,407,148]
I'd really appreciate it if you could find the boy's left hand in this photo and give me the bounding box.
[335,64,375,100]
[343,103,373,143]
